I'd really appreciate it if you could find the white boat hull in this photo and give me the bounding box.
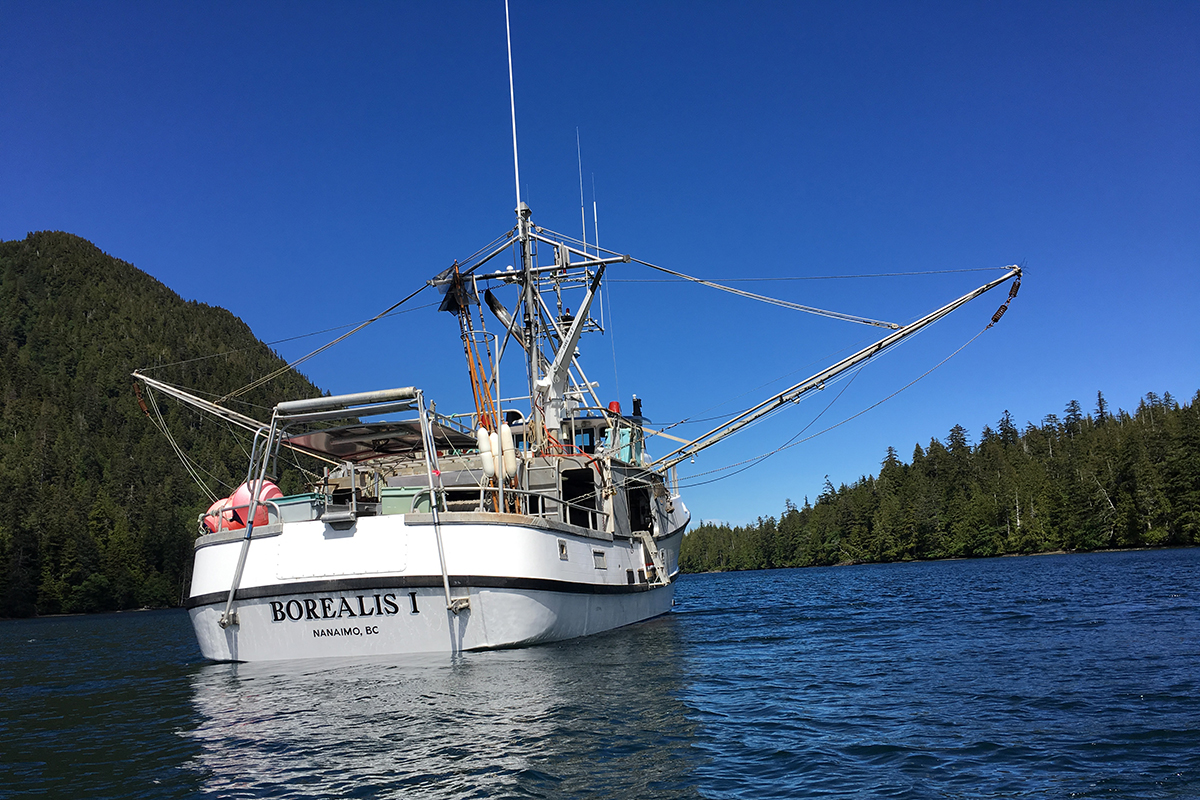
[186,509,686,662]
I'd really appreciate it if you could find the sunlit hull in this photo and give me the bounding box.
[186,510,686,662]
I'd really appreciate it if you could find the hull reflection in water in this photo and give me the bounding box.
[185,615,699,797]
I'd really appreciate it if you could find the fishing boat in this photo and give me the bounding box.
[132,5,1022,662]
[135,205,696,661]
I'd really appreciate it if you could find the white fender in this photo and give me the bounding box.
[500,423,518,478]
[477,426,496,478]
[490,431,503,481]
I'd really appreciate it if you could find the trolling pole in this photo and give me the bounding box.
[650,267,1022,472]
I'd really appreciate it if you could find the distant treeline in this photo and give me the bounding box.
[0,232,322,618]
[680,391,1199,573]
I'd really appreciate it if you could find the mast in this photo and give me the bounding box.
[505,0,543,453]
[518,202,542,450]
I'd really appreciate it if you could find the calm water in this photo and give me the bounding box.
[2,548,1198,799]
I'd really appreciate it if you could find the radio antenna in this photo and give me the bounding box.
[505,0,521,209]
[577,128,587,251]
[591,173,600,250]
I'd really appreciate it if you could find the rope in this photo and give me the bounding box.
[141,302,437,373]
[631,258,899,329]
[145,388,221,502]
[218,283,429,404]
[609,266,1013,283]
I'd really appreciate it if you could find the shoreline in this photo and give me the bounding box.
[683,543,1199,575]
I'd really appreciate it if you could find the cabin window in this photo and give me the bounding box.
[626,569,635,584]
[558,539,569,560]
[593,550,607,569]
[574,429,596,455]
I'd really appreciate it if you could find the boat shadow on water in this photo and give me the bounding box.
[183,614,702,798]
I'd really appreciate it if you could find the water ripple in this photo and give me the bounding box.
[2,549,1198,798]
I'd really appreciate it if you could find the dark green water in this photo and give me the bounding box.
[2,548,1198,798]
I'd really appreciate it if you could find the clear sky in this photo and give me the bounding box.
[3,1,1197,524]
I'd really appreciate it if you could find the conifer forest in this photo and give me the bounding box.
[0,232,321,617]
[680,393,1200,572]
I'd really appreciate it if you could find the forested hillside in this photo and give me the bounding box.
[0,232,324,617]
[681,392,1200,572]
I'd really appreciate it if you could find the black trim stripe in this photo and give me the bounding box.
[185,574,664,609]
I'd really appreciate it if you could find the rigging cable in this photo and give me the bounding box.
[141,302,438,374]
[218,283,429,404]
[651,332,883,435]
[630,258,900,329]
[674,319,997,489]
[143,387,221,502]
[609,266,1013,283]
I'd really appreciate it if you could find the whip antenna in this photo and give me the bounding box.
[591,173,599,249]
[577,128,587,250]
[505,0,521,208]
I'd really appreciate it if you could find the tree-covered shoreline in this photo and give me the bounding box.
[680,391,1199,573]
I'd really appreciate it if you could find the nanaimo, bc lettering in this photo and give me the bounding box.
[270,593,403,622]
[312,625,379,638]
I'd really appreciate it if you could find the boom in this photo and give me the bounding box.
[649,267,1022,471]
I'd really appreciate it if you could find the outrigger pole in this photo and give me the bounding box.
[649,267,1022,472]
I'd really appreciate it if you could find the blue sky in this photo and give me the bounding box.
[3,1,1197,524]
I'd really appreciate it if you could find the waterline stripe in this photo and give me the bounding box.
[185,573,662,609]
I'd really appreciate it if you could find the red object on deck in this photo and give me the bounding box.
[228,480,284,528]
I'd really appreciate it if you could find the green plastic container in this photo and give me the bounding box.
[380,486,432,515]
[274,493,326,523]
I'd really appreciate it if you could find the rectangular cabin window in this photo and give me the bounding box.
[593,550,607,570]
[575,429,596,455]
[558,539,569,560]
[626,569,635,584]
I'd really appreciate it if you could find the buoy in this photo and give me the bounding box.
[477,426,496,477]
[218,496,244,531]
[229,480,284,528]
[204,497,231,532]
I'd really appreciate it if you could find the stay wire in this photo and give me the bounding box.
[609,266,1012,283]
[630,258,898,329]
[674,365,865,489]
[219,283,430,403]
[145,388,221,502]
[142,301,438,373]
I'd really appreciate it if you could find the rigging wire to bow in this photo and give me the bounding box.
[217,283,430,404]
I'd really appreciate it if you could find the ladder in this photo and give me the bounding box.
[634,530,671,587]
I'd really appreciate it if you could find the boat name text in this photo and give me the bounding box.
[269,594,406,623]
